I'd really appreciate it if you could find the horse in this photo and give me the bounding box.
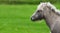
[31,2,60,33]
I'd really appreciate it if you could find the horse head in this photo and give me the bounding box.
[31,2,57,21]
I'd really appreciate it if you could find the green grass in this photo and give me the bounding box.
[0,4,60,33]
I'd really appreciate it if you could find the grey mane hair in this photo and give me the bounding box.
[37,2,60,15]
[46,2,60,15]
[46,2,57,12]
[38,2,57,12]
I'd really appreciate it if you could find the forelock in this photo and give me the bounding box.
[37,2,47,10]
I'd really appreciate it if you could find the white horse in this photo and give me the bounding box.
[31,2,60,33]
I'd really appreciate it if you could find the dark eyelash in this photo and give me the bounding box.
[38,10,42,12]
[38,10,40,12]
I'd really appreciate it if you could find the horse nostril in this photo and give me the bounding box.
[31,17,35,21]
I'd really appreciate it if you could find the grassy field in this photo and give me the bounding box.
[0,4,60,33]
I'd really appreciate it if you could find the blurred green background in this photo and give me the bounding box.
[0,0,60,4]
[0,0,60,33]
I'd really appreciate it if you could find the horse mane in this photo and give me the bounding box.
[38,2,60,15]
[46,2,60,16]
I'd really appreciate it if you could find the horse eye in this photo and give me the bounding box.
[37,10,40,12]
[37,10,42,12]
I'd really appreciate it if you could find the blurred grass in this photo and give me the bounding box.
[0,4,60,33]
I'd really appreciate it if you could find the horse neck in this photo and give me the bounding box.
[44,11,58,29]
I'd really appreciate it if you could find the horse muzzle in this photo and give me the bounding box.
[31,16,43,21]
[31,17,36,21]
